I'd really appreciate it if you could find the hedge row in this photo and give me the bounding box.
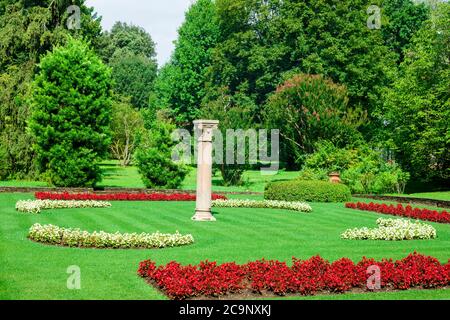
[265,180,351,202]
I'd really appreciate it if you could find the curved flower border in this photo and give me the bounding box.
[212,199,312,212]
[16,200,111,214]
[35,192,227,202]
[345,202,450,224]
[138,253,450,300]
[341,218,437,240]
[28,223,194,249]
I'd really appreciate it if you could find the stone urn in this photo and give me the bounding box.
[329,172,342,184]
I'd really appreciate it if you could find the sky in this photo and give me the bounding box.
[85,0,194,66]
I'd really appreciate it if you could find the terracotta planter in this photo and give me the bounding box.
[329,172,342,184]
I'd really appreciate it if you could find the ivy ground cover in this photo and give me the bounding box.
[1,193,449,300]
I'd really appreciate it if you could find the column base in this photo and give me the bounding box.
[192,210,216,222]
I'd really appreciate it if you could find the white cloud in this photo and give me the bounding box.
[85,0,193,66]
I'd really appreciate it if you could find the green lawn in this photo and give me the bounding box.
[0,192,449,300]
[3,161,449,199]
[387,192,450,202]
[0,160,300,193]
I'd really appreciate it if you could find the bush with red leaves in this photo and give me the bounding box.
[35,192,227,202]
[345,202,450,224]
[137,253,450,300]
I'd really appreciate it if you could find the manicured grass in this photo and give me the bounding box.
[387,192,450,202]
[97,160,146,188]
[181,168,299,192]
[0,180,48,187]
[0,193,449,300]
[0,160,300,192]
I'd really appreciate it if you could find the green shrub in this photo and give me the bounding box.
[301,141,410,194]
[0,143,9,180]
[29,38,112,187]
[265,180,352,203]
[134,113,188,189]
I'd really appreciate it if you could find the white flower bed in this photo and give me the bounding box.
[212,199,312,212]
[341,218,437,241]
[28,223,194,249]
[16,200,112,214]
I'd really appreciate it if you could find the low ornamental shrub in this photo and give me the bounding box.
[28,223,194,249]
[137,253,450,300]
[341,218,437,240]
[345,202,450,224]
[35,192,227,201]
[265,180,351,203]
[212,199,312,212]
[16,200,111,214]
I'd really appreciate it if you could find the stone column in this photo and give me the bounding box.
[192,120,219,222]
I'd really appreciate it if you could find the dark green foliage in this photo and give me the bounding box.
[201,89,256,186]
[265,180,352,203]
[109,49,157,109]
[151,0,220,125]
[99,21,157,62]
[301,141,411,194]
[382,2,449,183]
[211,0,395,121]
[134,114,188,189]
[29,38,112,187]
[0,0,103,180]
[100,22,158,109]
[382,0,430,63]
[264,74,365,168]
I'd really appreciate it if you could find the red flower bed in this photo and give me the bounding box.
[35,192,227,202]
[137,253,450,300]
[345,202,450,224]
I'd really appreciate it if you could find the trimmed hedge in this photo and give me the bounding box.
[265,180,351,203]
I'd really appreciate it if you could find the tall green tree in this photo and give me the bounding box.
[383,2,449,184]
[99,21,157,63]
[134,112,188,189]
[0,0,102,179]
[109,48,157,109]
[99,22,158,109]
[110,95,144,166]
[264,74,365,168]
[151,0,220,126]
[30,38,112,187]
[382,0,430,63]
[209,0,395,124]
[201,89,257,185]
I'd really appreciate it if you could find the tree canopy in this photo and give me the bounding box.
[29,38,112,187]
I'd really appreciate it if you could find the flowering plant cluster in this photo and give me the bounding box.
[345,202,450,224]
[28,223,194,249]
[137,253,450,300]
[16,200,111,214]
[341,218,437,240]
[35,192,227,202]
[212,199,312,212]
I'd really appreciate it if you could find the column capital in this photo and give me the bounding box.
[193,119,219,129]
[194,120,219,142]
